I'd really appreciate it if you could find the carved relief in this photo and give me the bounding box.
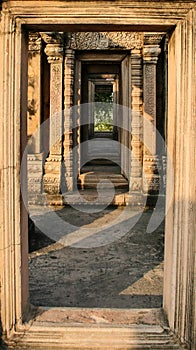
[41,32,64,63]
[144,33,165,45]
[143,45,161,64]
[28,34,42,153]
[43,175,61,194]
[130,49,143,189]
[143,44,161,160]
[40,32,64,45]
[142,155,161,193]
[28,33,42,52]
[143,64,156,119]
[69,32,143,50]
[28,178,42,194]
[130,178,142,192]
[50,65,62,110]
[27,154,43,194]
[42,32,64,195]
[63,48,75,192]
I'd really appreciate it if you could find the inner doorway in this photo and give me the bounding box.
[78,59,129,194]
[80,62,121,165]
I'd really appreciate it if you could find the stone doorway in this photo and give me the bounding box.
[0,1,195,349]
[78,60,129,195]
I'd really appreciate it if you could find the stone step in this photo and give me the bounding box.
[85,159,119,166]
[78,172,128,190]
[79,174,128,181]
[80,165,121,173]
[85,156,121,164]
[80,183,128,190]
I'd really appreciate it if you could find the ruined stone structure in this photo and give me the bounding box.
[0,1,195,349]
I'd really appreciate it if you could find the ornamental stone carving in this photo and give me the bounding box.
[40,32,64,45]
[69,32,143,50]
[28,32,42,51]
[144,33,165,45]
[41,32,64,63]
[42,32,64,195]
[143,155,161,194]
[143,45,161,64]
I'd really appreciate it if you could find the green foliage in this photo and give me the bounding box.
[94,90,113,132]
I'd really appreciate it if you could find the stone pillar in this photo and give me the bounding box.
[42,33,64,195]
[142,45,161,194]
[63,47,75,191]
[129,48,143,194]
[27,33,43,195]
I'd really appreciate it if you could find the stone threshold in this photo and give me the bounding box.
[28,192,165,207]
[5,308,183,349]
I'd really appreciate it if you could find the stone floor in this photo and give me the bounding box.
[29,205,164,309]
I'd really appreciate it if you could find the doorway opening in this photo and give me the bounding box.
[1,2,195,348]
[78,60,129,196]
[27,33,166,315]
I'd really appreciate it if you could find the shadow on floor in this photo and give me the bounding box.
[29,207,164,309]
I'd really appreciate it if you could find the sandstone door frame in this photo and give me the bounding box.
[0,1,195,348]
[75,52,127,173]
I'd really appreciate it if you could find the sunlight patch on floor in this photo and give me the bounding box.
[119,262,164,296]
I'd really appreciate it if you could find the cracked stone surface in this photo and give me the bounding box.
[29,206,164,309]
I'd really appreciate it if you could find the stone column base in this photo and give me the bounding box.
[143,155,161,194]
[129,177,142,192]
[27,153,43,194]
[43,156,62,194]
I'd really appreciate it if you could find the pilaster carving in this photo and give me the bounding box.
[27,33,43,195]
[69,32,143,50]
[142,44,161,194]
[27,154,43,194]
[129,49,143,193]
[63,48,75,192]
[42,33,64,194]
[27,32,42,154]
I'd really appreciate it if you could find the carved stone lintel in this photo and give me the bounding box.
[69,32,143,50]
[144,33,165,46]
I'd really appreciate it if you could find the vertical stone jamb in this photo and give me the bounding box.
[27,33,43,195]
[142,45,161,194]
[0,9,29,334]
[63,45,75,191]
[42,33,64,195]
[129,48,143,195]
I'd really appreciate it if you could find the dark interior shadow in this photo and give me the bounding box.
[0,319,8,349]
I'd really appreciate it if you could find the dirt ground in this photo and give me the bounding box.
[28,205,164,309]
